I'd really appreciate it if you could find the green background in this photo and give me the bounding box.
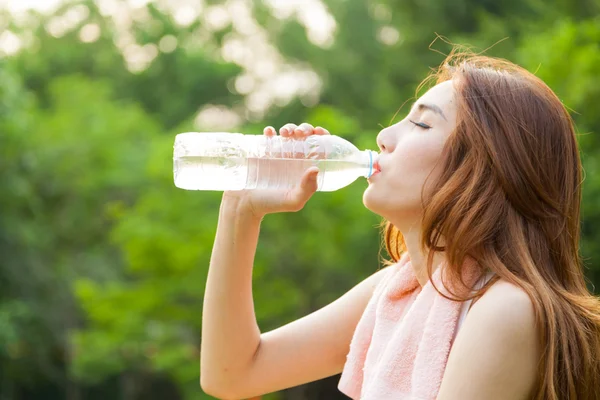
[1,0,600,398]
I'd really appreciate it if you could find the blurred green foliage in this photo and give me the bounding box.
[1,1,599,399]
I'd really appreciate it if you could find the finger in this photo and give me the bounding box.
[280,123,298,137]
[296,122,315,137]
[314,126,330,135]
[285,167,319,211]
[263,126,276,137]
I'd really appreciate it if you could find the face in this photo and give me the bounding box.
[363,80,458,226]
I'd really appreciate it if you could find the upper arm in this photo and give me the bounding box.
[437,281,540,400]
[231,267,390,399]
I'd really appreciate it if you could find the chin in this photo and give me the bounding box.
[363,188,421,224]
[362,187,388,217]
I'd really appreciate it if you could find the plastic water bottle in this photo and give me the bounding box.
[173,132,378,192]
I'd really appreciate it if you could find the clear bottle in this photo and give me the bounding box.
[173,132,378,192]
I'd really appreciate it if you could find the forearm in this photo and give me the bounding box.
[201,194,263,390]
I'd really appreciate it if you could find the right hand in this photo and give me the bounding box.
[223,122,331,218]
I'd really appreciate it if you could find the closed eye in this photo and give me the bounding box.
[409,120,431,130]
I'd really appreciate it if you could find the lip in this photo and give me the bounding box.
[368,170,380,183]
[372,159,381,173]
[368,156,381,182]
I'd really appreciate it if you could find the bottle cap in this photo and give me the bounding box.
[366,150,379,178]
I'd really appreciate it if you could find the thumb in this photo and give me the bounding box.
[284,167,319,211]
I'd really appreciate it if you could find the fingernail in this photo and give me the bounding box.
[281,128,287,135]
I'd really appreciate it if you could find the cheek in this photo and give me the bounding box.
[394,137,445,180]
[363,135,447,214]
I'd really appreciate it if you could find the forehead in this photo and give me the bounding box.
[417,80,457,114]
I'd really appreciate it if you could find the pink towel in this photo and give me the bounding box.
[338,253,481,400]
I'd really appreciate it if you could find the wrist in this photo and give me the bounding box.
[221,192,265,222]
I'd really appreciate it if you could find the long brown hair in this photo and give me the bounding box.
[384,51,600,399]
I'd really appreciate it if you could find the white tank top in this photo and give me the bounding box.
[453,271,495,342]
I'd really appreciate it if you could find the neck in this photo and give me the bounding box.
[401,227,446,287]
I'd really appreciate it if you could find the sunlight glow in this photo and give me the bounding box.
[79,23,101,43]
[194,105,242,131]
[158,34,177,53]
[2,0,333,112]
[263,0,336,48]
[377,26,400,46]
[0,30,22,56]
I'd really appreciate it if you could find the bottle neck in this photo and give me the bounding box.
[360,150,378,178]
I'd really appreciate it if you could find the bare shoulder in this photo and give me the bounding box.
[437,278,540,400]
[472,279,537,333]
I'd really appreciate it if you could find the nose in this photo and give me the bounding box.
[376,126,396,153]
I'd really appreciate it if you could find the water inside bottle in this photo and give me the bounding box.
[174,155,369,191]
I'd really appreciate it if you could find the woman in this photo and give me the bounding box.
[199,52,600,399]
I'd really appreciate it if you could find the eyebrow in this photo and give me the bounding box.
[411,102,447,121]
